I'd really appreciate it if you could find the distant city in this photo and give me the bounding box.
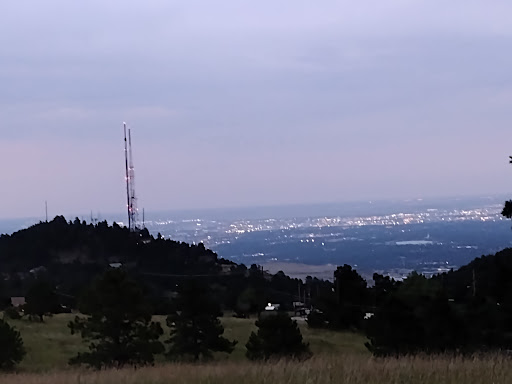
[146,201,505,247]
[2,196,511,281]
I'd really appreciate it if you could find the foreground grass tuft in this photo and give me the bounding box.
[3,314,510,383]
[0,355,510,384]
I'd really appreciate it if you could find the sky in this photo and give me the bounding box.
[2,1,512,219]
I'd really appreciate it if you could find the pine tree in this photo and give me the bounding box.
[25,280,59,322]
[246,312,311,360]
[68,269,164,369]
[166,280,236,361]
[0,318,25,370]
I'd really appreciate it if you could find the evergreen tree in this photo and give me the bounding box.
[333,264,367,329]
[365,273,467,356]
[0,280,6,310]
[502,200,512,219]
[166,280,236,361]
[68,269,164,369]
[236,287,266,316]
[25,279,59,322]
[246,312,311,360]
[308,265,367,330]
[0,318,25,371]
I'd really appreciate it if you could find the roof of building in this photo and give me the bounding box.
[11,297,26,307]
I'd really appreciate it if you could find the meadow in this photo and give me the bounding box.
[3,314,368,372]
[1,314,510,383]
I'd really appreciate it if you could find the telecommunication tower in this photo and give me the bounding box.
[124,123,139,231]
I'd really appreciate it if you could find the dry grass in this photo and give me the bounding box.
[4,313,86,372]
[0,354,510,384]
[5,314,508,383]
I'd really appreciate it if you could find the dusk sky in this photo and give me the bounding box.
[2,1,512,219]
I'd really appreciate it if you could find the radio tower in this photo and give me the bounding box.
[124,122,139,231]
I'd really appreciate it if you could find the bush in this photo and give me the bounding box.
[3,306,22,320]
[0,318,26,370]
[306,310,329,328]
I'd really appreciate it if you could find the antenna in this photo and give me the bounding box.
[123,122,140,232]
[124,123,131,231]
[90,211,98,225]
[45,201,48,222]
[128,128,139,231]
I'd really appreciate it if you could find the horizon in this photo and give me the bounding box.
[0,193,508,235]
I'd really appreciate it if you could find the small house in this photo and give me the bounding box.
[11,297,26,307]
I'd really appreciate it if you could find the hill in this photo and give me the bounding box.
[0,217,324,313]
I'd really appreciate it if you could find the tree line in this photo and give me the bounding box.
[1,268,310,370]
[2,212,512,370]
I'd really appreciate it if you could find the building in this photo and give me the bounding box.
[10,297,26,307]
[265,303,280,311]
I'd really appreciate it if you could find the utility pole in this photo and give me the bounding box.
[45,201,48,222]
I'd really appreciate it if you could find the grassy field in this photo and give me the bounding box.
[2,314,511,383]
[3,313,368,372]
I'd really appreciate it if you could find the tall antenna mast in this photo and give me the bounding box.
[128,128,139,231]
[123,123,131,231]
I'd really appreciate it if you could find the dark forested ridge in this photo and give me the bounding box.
[0,216,313,313]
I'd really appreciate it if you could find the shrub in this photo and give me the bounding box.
[0,318,26,370]
[3,306,22,320]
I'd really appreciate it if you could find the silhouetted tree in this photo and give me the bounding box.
[371,273,401,308]
[0,319,25,371]
[0,280,8,310]
[308,265,367,330]
[246,312,311,360]
[502,200,512,219]
[25,280,59,322]
[68,269,164,369]
[365,272,467,356]
[166,281,236,361]
[236,287,266,316]
[333,265,368,328]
